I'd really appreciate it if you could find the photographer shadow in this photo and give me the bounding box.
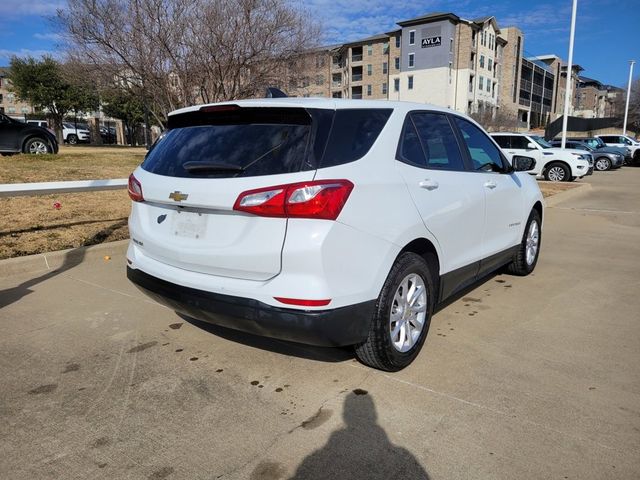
[289,391,430,480]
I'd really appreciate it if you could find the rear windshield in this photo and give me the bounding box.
[141,106,391,178]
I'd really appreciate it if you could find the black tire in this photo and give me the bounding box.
[544,162,570,182]
[507,209,542,276]
[594,157,611,171]
[355,252,435,372]
[67,134,78,145]
[23,137,51,155]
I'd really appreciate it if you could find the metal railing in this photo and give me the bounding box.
[351,54,363,62]
[0,179,128,198]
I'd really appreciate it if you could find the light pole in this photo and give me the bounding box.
[623,60,635,136]
[561,0,578,149]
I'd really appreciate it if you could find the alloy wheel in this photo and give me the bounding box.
[547,166,565,181]
[29,141,48,154]
[389,273,427,353]
[526,220,539,266]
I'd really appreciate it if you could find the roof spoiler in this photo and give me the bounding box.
[265,87,288,98]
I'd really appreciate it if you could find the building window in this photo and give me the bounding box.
[367,44,373,56]
[367,84,372,96]
[408,53,415,68]
[395,57,400,70]
[367,64,372,76]
[488,59,492,72]
[408,75,414,90]
[8,107,16,114]
[382,83,388,95]
[487,80,491,92]
[383,42,389,54]
[409,30,415,45]
[448,61,453,84]
[479,76,484,91]
[21,106,29,113]
[395,35,401,48]
[394,78,400,92]
[450,38,453,53]
[383,62,388,74]
[480,55,485,69]
[469,76,474,93]
[472,31,476,47]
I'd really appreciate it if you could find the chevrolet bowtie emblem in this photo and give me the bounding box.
[169,191,189,202]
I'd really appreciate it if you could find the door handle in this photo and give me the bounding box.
[484,181,497,189]
[418,179,439,190]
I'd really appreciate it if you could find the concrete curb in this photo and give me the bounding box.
[0,239,129,278]
[543,182,593,207]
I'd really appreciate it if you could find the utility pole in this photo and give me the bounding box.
[623,60,635,136]
[561,0,578,149]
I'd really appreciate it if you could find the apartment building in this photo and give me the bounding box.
[388,13,504,115]
[0,67,35,117]
[574,76,625,118]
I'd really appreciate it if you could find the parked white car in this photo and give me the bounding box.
[63,123,90,144]
[126,98,544,371]
[596,134,640,165]
[491,133,592,182]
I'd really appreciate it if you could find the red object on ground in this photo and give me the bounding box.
[53,202,62,210]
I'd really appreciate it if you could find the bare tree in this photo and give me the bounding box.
[470,103,519,132]
[55,0,320,125]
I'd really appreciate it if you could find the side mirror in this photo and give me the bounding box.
[512,155,536,172]
[526,142,536,149]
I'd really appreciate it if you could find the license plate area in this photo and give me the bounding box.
[171,210,207,239]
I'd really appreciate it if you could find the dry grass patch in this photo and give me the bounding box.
[1,146,143,259]
[538,181,583,198]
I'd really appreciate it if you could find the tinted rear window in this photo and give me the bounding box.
[142,107,391,178]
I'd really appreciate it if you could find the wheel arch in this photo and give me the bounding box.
[532,200,543,222]
[398,238,440,296]
[21,134,53,153]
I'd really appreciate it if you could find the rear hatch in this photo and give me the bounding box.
[130,105,330,281]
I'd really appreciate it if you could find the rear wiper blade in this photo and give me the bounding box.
[183,161,245,173]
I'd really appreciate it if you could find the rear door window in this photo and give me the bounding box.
[492,136,510,149]
[409,113,465,170]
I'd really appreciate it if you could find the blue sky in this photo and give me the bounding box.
[0,0,638,87]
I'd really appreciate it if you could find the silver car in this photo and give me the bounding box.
[551,140,624,171]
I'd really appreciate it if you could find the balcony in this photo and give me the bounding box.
[352,74,363,82]
[351,54,363,62]
[332,81,342,88]
[352,94,363,99]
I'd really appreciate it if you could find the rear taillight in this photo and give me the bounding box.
[128,174,144,202]
[233,180,353,220]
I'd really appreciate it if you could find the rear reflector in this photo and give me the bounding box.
[128,174,144,202]
[274,297,331,307]
[233,180,353,220]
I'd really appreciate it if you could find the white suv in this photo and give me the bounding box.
[127,99,544,371]
[63,123,90,144]
[491,133,592,181]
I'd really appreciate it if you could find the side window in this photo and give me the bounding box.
[492,136,511,149]
[453,116,506,172]
[411,113,465,170]
[510,136,531,149]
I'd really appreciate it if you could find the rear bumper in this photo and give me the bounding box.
[127,267,374,347]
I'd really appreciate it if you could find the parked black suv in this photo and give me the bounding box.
[0,114,58,155]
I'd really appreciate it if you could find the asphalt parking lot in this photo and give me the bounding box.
[1,169,639,480]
